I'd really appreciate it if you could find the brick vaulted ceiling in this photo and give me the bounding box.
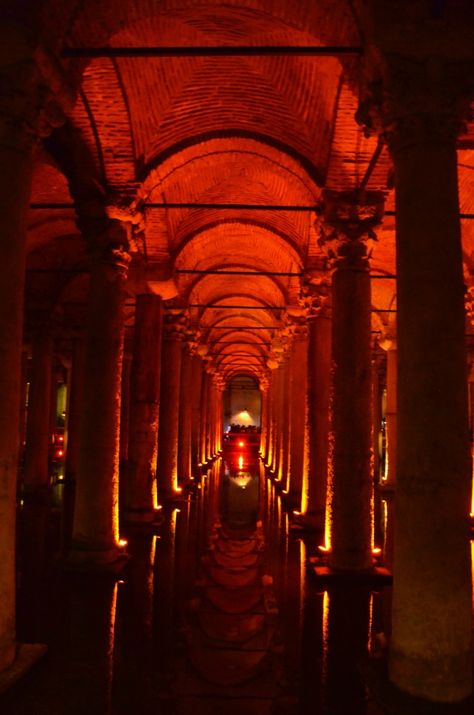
[24,0,474,383]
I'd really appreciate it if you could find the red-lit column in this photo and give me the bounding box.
[119,348,132,503]
[319,190,384,571]
[361,60,473,701]
[279,355,291,491]
[157,311,185,498]
[259,378,269,459]
[65,337,86,487]
[379,335,397,488]
[190,351,203,472]
[127,294,163,522]
[264,377,273,466]
[22,326,53,499]
[70,236,131,565]
[305,284,331,530]
[271,362,284,477]
[0,47,51,669]
[287,320,309,510]
[199,368,209,466]
[178,342,192,485]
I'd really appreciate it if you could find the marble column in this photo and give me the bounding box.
[199,368,209,466]
[127,294,163,522]
[70,237,131,565]
[287,320,309,511]
[22,325,53,498]
[279,356,291,491]
[190,351,203,472]
[319,189,384,571]
[304,284,331,530]
[178,342,192,485]
[259,379,269,459]
[379,335,397,488]
[157,311,185,497]
[362,60,473,700]
[0,43,61,670]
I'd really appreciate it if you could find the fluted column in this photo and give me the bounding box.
[358,42,473,700]
[127,294,163,522]
[70,237,131,565]
[302,282,331,529]
[0,39,67,670]
[287,320,309,510]
[157,311,185,498]
[178,342,193,485]
[319,190,384,570]
[22,324,53,499]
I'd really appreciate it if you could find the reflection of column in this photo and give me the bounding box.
[319,190,383,571]
[157,311,185,498]
[379,336,397,488]
[70,237,131,565]
[304,283,331,529]
[23,326,53,498]
[360,53,473,701]
[287,321,309,511]
[127,294,163,521]
[178,342,192,484]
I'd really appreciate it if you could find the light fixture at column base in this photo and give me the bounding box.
[308,561,392,586]
[0,644,47,696]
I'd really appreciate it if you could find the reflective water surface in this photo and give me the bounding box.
[1,454,472,714]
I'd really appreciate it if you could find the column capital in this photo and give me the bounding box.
[316,189,384,270]
[356,53,474,152]
[162,309,187,339]
[465,284,474,327]
[299,278,331,319]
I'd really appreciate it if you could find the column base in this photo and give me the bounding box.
[123,507,163,528]
[360,656,474,714]
[0,643,47,696]
[307,555,392,586]
[64,543,129,573]
[289,511,324,533]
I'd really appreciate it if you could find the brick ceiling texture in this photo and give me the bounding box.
[24,0,474,383]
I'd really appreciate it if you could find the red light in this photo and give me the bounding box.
[239,440,244,447]
[58,435,64,442]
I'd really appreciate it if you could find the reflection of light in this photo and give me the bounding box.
[368,592,374,653]
[293,510,301,516]
[238,455,244,470]
[322,591,329,684]
[231,473,252,489]
[239,441,244,447]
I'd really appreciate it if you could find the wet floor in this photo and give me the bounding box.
[0,455,472,715]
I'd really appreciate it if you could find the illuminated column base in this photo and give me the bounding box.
[69,240,130,567]
[157,312,185,499]
[127,294,163,523]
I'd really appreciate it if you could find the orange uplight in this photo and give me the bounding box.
[293,510,301,516]
[58,435,64,442]
[118,538,128,548]
[174,486,183,493]
[57,449,64,457]
[372,547,382,555]
[238,455,244,470]
[239,441,244,447]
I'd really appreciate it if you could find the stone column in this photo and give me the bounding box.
[70,236,131,565]
[359,47,473,700]
[279,356,291,491]
[0,40,65,670]
[127,294,163,522]
[178,342,192,485]
[379,335,397,488]
[64,337,86,487]
[22,325,53,498]
[189,351,203,472]
[264,378,273,466]
[318,190,384,570]
[199,368,209,466]
[302,282,331,530]
[157,311,185,498]
[259,379,269,459]
[119,349,132,501]
[272,363,285,478]
[287,320,309,511]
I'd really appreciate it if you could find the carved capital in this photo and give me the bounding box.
[97,243,131,277]
[317,190,384,270]
[357,54,474,151]
[299,278,331,319]
[465,285,474,326]
[163,310,187,339]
